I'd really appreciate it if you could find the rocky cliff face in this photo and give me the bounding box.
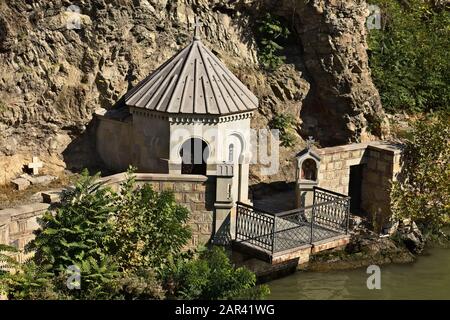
[0,0,387,185]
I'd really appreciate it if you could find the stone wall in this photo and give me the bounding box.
[0,173,217,258]
[0,203,50,262]
[316,142,402,229]
[361,145,401,229]
[316,143,368,196]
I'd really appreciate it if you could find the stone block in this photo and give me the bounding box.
[147,181,161,191]
[42,190,62,203]
[341,152,350,160]
[175,182,193,192]
[184,193,200,203]
[11,178,30,191]
[334,161,343,170]
[341,176,350,184]
[161,182,174,191]
[27,216,41,231]
[8,221,19,235]
[174,192,184,203]
[351,150,362,158]
[332,153,340,161]
[194,183,206,192]
[27,175,56,186]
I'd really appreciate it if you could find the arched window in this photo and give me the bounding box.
[180,138,209,175]
[228,144,234,162]
[301,158,317,181]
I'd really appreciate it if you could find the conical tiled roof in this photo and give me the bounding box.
[125,39,258,115]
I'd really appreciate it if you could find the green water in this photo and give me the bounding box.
[268,248,450,300]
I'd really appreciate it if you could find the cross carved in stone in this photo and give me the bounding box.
[306,136,315,150]
[28,156,43,175]
[192,16,204,40]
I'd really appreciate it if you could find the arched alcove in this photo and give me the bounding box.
[301,158,317,181]
[180,138,209,175]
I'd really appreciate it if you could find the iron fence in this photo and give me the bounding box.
[235,187,350,255]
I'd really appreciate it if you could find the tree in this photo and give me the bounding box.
[368,0,450,113]
[391,113,450,235]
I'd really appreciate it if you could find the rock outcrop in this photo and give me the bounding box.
[0,0,387,185]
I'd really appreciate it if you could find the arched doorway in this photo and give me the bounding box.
[180,138,209,175]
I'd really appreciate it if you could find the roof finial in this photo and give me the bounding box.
[192,16,203,41]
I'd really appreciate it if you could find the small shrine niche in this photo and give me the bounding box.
[301,158,317,181]
[295,137,321,208]
[295,137,321,182]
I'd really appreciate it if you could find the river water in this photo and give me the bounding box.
[268,247,450,300]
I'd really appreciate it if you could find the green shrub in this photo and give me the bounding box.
[256,13,290,71]
[112,171,191,273]
[166,246,270,300]
[391,112,450,234]
[1,169,265,300]
[270,113,297,147]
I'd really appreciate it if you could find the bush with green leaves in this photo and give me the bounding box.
[0,168,268,300]
[270,113,297,147]
[368,0,449,113]
[113,172,191,273]
[391,112,450,235]
[165,246,270,300]
[256,13,290,71]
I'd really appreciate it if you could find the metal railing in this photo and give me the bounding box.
[235,187,350,255]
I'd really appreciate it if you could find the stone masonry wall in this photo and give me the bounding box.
[361,145,401,230]
[0,203,50,262]
[316,143,368,196]
[316,142,402,229]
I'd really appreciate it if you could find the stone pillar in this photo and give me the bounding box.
[213,163,234,245]
[295,180,317,208]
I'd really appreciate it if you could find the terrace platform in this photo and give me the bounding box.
[233,187,351,265]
